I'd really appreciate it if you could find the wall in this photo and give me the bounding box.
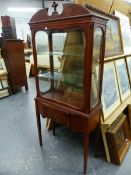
[0,1,72,41]
[0,0,130,41]
[0,0,42,40]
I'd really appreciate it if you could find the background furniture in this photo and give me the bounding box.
[2,39,28,93]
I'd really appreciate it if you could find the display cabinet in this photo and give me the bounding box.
[29,3,107,174]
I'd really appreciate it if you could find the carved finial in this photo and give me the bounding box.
[52,1,58,13]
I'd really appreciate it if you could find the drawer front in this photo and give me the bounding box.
[68,115,87,133]
[38,102,68,126]
[37,101,89,133]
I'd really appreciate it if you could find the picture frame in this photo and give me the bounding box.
[0,89,9,98]
[85,4,123,58]
[0,74,10,98]
[115,59,130,101]
[115,11,131,54]
[105,18,123,57]
[126,56,131,83]
[124,105,131,139]
[102,62,121,121]
[106,114,130,165]
[0,79,8,89]
[0,58,7,75]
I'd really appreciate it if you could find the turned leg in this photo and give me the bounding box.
[11,87,16,94]
[35,101,42,146]
[36,113,42,146]
[25,82,28,91]
[83,133,89,174]
[53,121,56,136]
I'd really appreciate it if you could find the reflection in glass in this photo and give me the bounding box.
[90,27,103,108]
[35,31,51,92]
[36,31,49,54]
[35,29,85,108]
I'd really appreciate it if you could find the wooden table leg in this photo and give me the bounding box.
[35,101,42,146]
[25,82,28,91]
[53,121,56,136]
[36,113,42,146]
[11,87,17,94]
[83,133,89,174]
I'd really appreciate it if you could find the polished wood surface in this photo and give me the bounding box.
[2,39,28,93]
[29,3,107,174]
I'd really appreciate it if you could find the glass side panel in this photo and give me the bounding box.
[35,31,51,92]
[90,27,103,108]
[35,29,85,108]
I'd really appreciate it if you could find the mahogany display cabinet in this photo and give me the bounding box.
[29,3,107,174]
